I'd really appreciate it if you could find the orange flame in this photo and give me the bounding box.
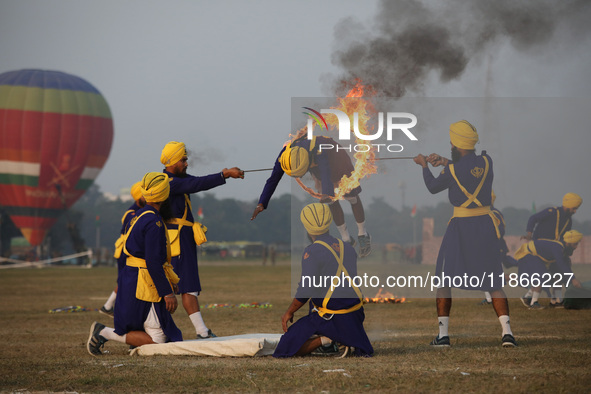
[331,80,378,200]
[291,79,379,201]
[363,288,406,304]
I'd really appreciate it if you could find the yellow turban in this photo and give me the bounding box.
[280,145,309,177]
[141,172,170,203]
[562,193,582,209]
[300,203,332,235]
[563,230,583,244]
[130,181,143,202]
[160,141,186,167]
[450,120,479,150]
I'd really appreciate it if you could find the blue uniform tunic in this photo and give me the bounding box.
[517,239,574,282]
[273,233,373,357]
[526,207,573,241]
[116,202,141,272]
[258,136,360,209]
[114,205,182,341]
[164,170,225,294]
[422,151,503,291]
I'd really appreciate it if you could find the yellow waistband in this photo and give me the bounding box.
[126,255,147,268]
[313,301,364,316]
[167,218,194,227]
[452,206,492,217]
[126,255,180,283]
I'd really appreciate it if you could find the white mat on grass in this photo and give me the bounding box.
[130,333,283,357]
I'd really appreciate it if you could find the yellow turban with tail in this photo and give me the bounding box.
[563,230,583,244]
[450,120,479,150]
[130,181,143,202]
[160,141,186,167]
[562,193,582,209]
[301,203,332,235]
[280,145,309,177]
[141,172,170,203]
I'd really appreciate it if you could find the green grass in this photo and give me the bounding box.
[0,263,590,393]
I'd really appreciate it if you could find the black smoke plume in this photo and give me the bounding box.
[329,0,590,96]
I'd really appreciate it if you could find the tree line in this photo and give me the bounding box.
[1,183,589,256]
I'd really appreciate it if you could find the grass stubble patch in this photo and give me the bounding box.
[0,264,590,393]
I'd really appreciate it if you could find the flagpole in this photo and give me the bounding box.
[412,216,416,263]
[410,204,417,263]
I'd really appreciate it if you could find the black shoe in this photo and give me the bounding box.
[358,234,371,258]
[529,301,545,310]
[87,321,107,356]
[502,334,518,348]
[312,341,351,357]
[520,296,532,307]
[429,335,450,347]
[196,329,217,339]
[311,342,339,356]
[99,306,114,318]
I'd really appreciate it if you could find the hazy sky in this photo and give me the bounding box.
[2,0,591,221]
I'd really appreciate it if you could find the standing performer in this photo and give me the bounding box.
[414,120,517,348]
[87,172,181,355]
[251,135,371,257]
[273,203,373,358]
[515,230,583,309]
[161,141,244,338]
[100,181,145,317]
[522,193,582,242]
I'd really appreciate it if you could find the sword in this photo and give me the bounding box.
[244,156,417,172]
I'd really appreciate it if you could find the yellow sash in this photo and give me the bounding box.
[514,240,562,267]
[113,209,136,259]
[166,195,207,257]
[552,209,570,241]
[123,211,177,302]
[113,236,124,259]
[312,239,363,317]
[448,156,500,238]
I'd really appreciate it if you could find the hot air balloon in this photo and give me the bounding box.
[0,69,113,246]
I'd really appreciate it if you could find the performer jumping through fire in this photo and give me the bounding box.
[100,181,146,317]
[161,141,244,339]
[414,120,517,348]
[273,203,373,358]
[251,135,372,257]
[87,173,182,356]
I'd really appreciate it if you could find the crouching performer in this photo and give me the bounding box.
[87,172,182,356]
[273,203,373,358]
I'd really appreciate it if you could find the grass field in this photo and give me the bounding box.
[1,262,590,393]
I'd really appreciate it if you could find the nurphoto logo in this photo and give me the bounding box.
[303,107,418,152]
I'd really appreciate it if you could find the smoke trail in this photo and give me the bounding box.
[330,0,590,96]
[186,147,225,167]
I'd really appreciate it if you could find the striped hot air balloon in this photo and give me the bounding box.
[0,69,113,246]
